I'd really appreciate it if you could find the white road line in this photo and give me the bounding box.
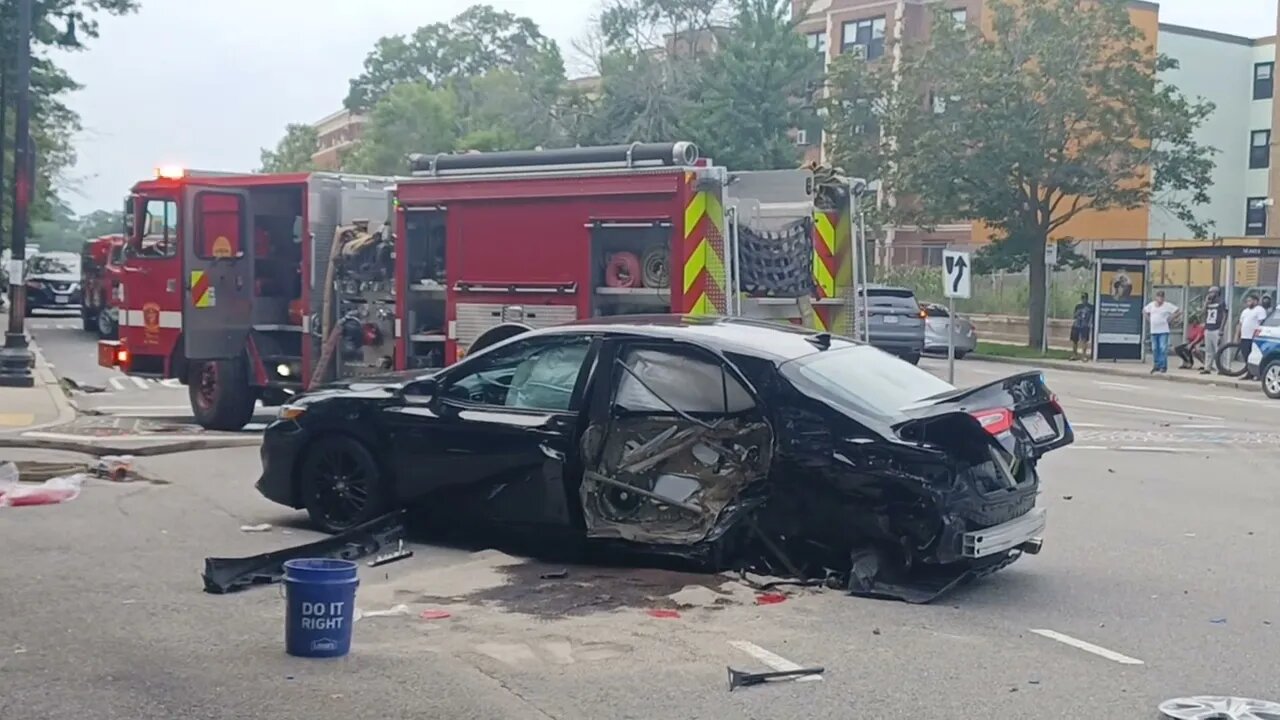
[160,378,183,388]
[1066,445,1110,450]
[1116,446,1199,454]
[1096,381,1144,391]
[1069,422,1106,428]
[728,641,823,683]
[1029,629,1144,665]
[1210,394,1272,406]
[130,376,150,390]
[1074,398,1223,421]
[90,405,191,412]
[1178,424,1227,429]
[108,377,127,391]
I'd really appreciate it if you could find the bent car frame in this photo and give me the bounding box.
[257,316,1073,603]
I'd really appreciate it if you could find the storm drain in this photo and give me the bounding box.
[1159,696,1280,719]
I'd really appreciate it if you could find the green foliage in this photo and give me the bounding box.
[258,123,319,173]
[28,199,122,252]
[344,84,459,175]
[0,0,140,250]
[823,0,1216,346]
[344,5,565,112]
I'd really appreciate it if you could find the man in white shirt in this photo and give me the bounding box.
[1142,291,1180,374]
[1237,293,1268,378]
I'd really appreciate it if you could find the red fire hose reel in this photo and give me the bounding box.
[605,252,642,288]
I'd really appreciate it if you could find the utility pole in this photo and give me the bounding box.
[0,0,34,386]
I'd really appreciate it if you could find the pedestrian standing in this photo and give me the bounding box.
[1143,291,1180,374]
[1175,316,1204,369]
[1237,293,1267,376]
[1070,292,1094,361]
[1201,286,1227,375]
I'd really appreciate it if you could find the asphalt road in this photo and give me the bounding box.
[1,344,1278,718]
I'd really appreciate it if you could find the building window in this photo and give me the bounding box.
[841,17,886,60]
[1251,130,1271,169]
[1246,197,1268,236]
[1255,62,1274,100]
[949,8,967,26]
[806,31,827,54]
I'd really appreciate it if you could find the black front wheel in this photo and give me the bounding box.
[188,358,257,431]
[81,306,97,332]
[299,435,389,533]
[96,308,118,339]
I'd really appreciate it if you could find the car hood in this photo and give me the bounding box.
[297,369,440,403]
[27,272,78,283]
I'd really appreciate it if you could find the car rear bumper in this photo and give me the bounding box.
[256,422,307,509]
[962,508,1046,558]
[869,336,925,355]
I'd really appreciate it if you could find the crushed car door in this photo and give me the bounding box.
[579,340,774,545]
[383,334,597,525]
[182,186,253,360]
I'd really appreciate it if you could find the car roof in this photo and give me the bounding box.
[531,315,858,362]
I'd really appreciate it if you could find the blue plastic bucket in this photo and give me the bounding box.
[282,558,359,658]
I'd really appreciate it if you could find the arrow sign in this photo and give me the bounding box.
[943,250,971,299]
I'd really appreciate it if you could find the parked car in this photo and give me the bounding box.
[1248,309,1280,398]
[23,251,82,314]
[256,316,1071,602]
[861,285,926,364]
[922,303,978,358]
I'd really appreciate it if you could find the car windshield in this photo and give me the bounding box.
[29,255,78,275]
[781,345,954,419]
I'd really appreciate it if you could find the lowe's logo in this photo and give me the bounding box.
[310,638,338,652]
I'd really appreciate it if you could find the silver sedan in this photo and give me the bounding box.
[922,303,978,358]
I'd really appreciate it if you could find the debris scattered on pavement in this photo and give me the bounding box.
[89,455,136,482]
[872,628,881,636]
[727,665,825,691]
[357,604,411,620]
[1210,618,1228,624]
[1185,533,1197,538]
[755,592,787,605]
[367,540,413,567]
[668,585,724,608]
[1158,696,1280,719]
[0,461,86,508]
[239,524,273,533]
[420,609,452,620]
[1062,495,1074,501]
[201,510,406,594]
[646,609,681,619]
[539,569,569,580]
[13,646,26,654]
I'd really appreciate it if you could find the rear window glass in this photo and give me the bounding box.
[865,289,919,309]
[781,345,953,419]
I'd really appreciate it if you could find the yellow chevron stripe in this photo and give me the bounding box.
[704,238,725,294]
[812,311,828,331]
[814,212,837,255]
[813,252,835,297]
[705,191,725,236]
[688,292,713,315]
[683,237,707,294]
[684,191,707,238]
[195,288,213,308]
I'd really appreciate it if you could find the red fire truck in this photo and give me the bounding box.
[99,145,858,431]
[80,234,125,336]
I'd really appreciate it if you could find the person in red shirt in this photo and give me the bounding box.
[1175,316,1205,370]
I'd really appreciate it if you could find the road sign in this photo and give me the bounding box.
[943,250,971,299]
[1045,241,1059,267]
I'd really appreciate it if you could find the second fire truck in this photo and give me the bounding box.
[99,144,861,430]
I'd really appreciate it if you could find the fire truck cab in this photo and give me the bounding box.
[99,168,396,430]
[80,234,125,336]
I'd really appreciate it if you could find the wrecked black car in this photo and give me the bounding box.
[257,316,1072,602]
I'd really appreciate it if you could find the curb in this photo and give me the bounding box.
[969,354,1261,392]
[0,339,78,436]
[0,434,261,457]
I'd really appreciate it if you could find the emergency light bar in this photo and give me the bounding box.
[155,165,186,180]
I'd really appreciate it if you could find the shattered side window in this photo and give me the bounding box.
[615,347,755,414]
[443,336,591,411]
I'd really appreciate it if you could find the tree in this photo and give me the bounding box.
[823,0,1216,348]
[344,5,565,112]
[687,0,819,170]
[259,123,319,173]
[77,208,122,237]
[344,84,459,175]
[0,0,140,247]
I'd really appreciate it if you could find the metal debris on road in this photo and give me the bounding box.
[367,540,413,567]
[201,510,406,594]
[239,524,272,533]
[1159,696,1280,719]
[539,569,569,580]
[727,666,825,691]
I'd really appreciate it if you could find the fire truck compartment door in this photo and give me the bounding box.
[182,186,254,361]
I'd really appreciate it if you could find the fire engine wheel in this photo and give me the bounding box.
[96,308,117,339]
[188,359,257,431]
[298,434,389,534]
[80,307,98,332]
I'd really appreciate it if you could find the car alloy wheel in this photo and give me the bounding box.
[1265,362,1280,399]
[301,436,384,533]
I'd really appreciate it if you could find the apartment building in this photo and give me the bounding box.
[310,109,366,171]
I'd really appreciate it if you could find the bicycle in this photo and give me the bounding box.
[1214,341,1251,378]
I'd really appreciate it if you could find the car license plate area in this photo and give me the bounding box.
[55,296,68,304]
[1020,412,1055,441]
[883,315,899,324]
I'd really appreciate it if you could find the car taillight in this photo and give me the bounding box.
[971,408,1013,435]
[918,309,927,319]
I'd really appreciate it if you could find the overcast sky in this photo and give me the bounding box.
[54,0,1277,214]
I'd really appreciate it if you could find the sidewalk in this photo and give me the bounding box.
[971,352,1261,391]
[0,315,77,434]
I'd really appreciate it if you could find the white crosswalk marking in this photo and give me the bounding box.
[108,377,127,391]
[130,376,150,389]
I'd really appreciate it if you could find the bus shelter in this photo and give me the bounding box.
[1091,244,1280,361]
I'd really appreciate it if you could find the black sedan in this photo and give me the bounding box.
[24,251,82,313]
[257,316,1073,602]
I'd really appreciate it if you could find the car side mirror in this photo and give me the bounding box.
[399,377,439,400]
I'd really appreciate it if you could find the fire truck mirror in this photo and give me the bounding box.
[123,196,135,237]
